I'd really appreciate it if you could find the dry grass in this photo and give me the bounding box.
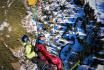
[0,0,27,69]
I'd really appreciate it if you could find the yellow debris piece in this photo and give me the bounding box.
[27,0,37,6]
[25,44,37,59]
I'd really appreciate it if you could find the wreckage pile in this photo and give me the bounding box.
[17,0,104,70]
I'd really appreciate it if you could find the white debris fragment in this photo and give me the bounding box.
[2,6,5,8]
[96,65,104,70]
[12,47,25,58]
[0,21,9,31]
[8,26,12,32]
[20,62,38,70]
[7,0,15,8]
[6,35,10,38]
[4,42,8,48]
[2,21,9,27]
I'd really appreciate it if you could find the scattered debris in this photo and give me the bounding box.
[0,21,9,31]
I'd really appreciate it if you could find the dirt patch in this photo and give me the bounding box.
[11,62,21,70]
